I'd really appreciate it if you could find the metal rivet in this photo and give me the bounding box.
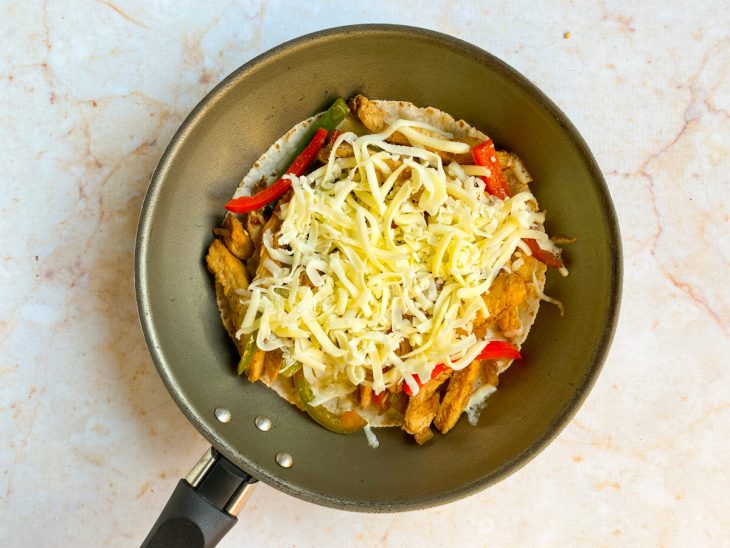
[254,416,272,432]
[275,452,293,468]
[214,407,232,423]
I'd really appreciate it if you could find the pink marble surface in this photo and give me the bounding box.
[1,1,728,546]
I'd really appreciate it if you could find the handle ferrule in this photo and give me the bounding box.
[141,448,256,548]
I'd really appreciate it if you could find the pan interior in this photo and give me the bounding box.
[136,25,620,511]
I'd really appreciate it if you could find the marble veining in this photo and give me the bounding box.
[1,1,728,546]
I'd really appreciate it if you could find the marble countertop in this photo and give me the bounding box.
[2,1,728,546]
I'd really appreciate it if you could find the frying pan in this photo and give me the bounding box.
[135,25,621,547]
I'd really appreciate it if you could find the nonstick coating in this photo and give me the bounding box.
[135,25,621,511]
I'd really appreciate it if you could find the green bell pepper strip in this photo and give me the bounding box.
[236,332,257,375]
[287,97,349,165]
[293,371,367,434]
[279,361,302,378]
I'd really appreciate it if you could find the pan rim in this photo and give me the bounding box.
[135,23,622,512]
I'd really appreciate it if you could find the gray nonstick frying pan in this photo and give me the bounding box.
[135,24,621,547]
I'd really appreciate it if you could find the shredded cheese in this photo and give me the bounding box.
[237,119,555,402]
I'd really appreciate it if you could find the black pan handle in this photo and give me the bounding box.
[141,448,257,548]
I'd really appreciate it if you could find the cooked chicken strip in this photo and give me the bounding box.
[412,398,439,445]
[261,348,282,386]
[255,208,284,280]
[316,138,354,163]
[247,347,265,383]
[513,253,547,291]
[434,360,480,434]
[485,272,528,316]
[473,272,528,339]
[349,95,402,138]
[244,209,266,278]
[497,306,521,333]
[359,385,373,408]
[245,209,266,249]
[206,239,250,355]
[214,214,254,260]
[413,429,433,444]
[206,238,249,298]
[213,281,247,356]
[482,360,499,387]
[403,370,451,443]
[397,338,412,357]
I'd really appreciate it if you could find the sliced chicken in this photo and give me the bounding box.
[206,238,249,298]
[349,95,403,139]
[245,209,266,248]
[255,207,284,280]
[497,306,521,333]
[206,239,250,355]
[403,370,451,444]
[261,348,282,386]
[434,360,480,434]
[482,360,499,387]
[397,338,412,356]
[358,385,373,408]
[212,281,246,357]
[247,347,266,383]
[473,272,528,339]
[316,137,354,163]
[213,214,254,261]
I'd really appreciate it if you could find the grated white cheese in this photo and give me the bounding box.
[363,424,380,448]
[237,119,555,403]
[465,384,497,425]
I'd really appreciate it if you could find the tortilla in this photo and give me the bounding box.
[208,98,551,434]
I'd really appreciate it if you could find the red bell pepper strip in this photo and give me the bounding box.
[327,129,342,145]
[523,238,565,270]
[471,139,512,199]
[475,340,522,361]
[403,341,521,396]
[471,140,564,270]
[225,127,328,213]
